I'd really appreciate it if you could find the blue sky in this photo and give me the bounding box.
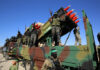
[0,0,100,46]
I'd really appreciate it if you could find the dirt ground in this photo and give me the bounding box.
[0,53,27,70]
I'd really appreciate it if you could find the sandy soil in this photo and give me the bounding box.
[0,53,28,70]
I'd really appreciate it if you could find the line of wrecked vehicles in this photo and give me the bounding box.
[1,6,100,70]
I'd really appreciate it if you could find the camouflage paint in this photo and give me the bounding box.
[5,9,98,70]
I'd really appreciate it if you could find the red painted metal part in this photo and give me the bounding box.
[70,13,76,19]
[75,20,80,24]
[72,16,78,21]
[66,9,74,16]
[64,6,70,11]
